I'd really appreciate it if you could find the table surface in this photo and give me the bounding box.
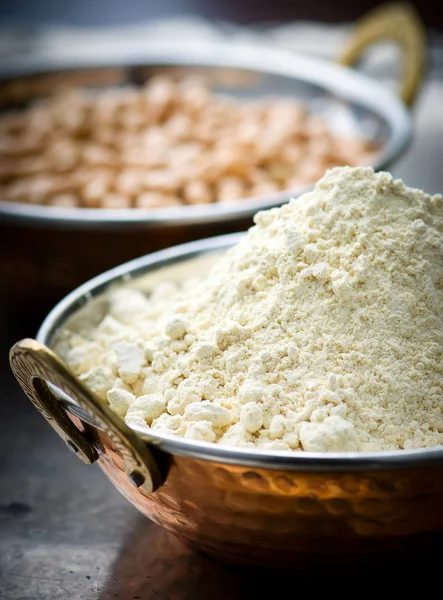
[1,24,443,600]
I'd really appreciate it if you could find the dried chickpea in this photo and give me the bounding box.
[0,156,47,180]
[114,88,141,111]
[21,176,56,204]
[46,139,79,172]
[280,143,304,164]
[0,73,376,210]
[305,117,331,139]
[177,75,210,113]
[101,193,132,209]
[250,181,280,198]
[183,180,213,205]
[211,146,252,178]
[266,161,296,184]
[141,75,176,123]
[217,176,245,203]
[0,133,42,157]
[255,126,292,161]
[285,176,309,191]
[26,106,55,136]
[307,136,334,160]
[235,120,262,145]
[89,96,119,125]
[136,191,181,209]
[90,126,119,148]
[164,113,192,141]
[48,194,79,208]
[143,170,179,193]
[51,92,89,134]
[0,112,28,135]
[115,170,146,197]
[167,143,202,167]
[3,179,33,202]
[141,126,171,151]
[294,159,329,185]
[264,101,306,133]
[193,156,224,183]
[247,168,270,185]
[81,172,112,207]
[81,144,118,168]
[118,108,147,132]
[122,145,166,169]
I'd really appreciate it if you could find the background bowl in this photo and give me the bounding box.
[1,2,423,318]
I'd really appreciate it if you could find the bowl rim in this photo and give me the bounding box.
[37,231,443,472]
[0,39,411,229]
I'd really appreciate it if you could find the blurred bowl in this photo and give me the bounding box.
[0,3,425,316]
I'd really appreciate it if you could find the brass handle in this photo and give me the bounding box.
[338,2,426,107]
[10,339,163,493]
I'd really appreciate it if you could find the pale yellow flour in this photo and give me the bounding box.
[62,167,443,451]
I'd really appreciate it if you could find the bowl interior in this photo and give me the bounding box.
[0,43,410,226]
[0,61,389,142]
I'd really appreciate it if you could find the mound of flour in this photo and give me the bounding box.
[63,166,443,451]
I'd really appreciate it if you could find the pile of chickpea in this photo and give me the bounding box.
[0,75,375,209]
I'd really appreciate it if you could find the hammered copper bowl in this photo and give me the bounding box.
[10,234,443,567]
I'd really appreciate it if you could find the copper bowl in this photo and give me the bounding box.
[0,3,425,316]
[9,233,443,567]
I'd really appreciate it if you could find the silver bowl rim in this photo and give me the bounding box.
[37,231,443,472]
[0,39,411,229]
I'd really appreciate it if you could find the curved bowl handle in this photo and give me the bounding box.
[337,2,426,107]
[10,338,163,493]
